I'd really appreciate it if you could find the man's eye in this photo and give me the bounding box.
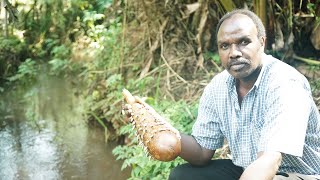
[240,40,250,46]
[220,44,229,50]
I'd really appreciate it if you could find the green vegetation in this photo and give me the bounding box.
[0,0,319,179]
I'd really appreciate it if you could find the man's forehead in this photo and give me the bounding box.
[218,14,257,39]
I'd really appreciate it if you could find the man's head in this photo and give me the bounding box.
[216,9,266,39]
[216,9,266,81]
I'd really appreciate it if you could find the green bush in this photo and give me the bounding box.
[7,58,39,85]
[48,45,71,75]
[0,36,27,79]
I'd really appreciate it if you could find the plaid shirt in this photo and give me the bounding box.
[192,54,320,175]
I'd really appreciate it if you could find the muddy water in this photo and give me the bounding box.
[0,73,130,180]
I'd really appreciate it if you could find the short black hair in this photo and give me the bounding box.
[216,9,266,38]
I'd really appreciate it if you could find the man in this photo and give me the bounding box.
[169,9,320,180]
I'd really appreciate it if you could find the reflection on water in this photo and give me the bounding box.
[0,122,61,180]
[0,73,130,180]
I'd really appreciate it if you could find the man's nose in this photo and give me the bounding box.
[229,44,242,58]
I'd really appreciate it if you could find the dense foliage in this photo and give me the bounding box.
[1,0,319,179]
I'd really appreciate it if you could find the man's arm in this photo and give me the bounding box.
[240,151,282,180]
[179,134,215,166]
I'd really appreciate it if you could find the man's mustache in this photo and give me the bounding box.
[228,58,250,68]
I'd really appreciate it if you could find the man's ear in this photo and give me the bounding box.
[260,36,266,47]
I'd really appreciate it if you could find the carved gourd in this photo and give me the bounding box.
[122,89,181,161]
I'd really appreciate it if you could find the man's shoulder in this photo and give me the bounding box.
[202,70,230,96]
[263,55,308,84]
[210,70,230,84]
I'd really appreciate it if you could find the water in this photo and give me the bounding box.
[0,73,130,180]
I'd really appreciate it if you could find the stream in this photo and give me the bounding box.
[0,72,130,180]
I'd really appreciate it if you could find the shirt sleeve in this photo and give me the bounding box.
[192,83,224,150]
[258,79,312,157]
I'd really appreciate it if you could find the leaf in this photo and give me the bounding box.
[311,24,320,50]
[182,3,200,18]
[217,0,236,12]
[93,14,105,20]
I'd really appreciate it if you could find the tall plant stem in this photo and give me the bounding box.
[254,0,267,33]
[120,0,127,74]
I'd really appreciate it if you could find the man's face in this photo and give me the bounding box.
[217,14,265,80]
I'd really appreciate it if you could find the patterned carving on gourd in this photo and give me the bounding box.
[122,89,181,162]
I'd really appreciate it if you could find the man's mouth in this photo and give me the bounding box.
[229,61,248,71]
[230,63,246,71]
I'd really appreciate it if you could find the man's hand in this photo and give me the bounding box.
[121,89,182,161]
[240,151,282,180]
[179,134,216,166]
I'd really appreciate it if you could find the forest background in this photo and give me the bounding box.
[1,0,320,179]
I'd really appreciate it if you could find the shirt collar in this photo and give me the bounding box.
[226,56,267,90]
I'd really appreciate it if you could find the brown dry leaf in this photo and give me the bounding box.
[296,64,320,80]
[272,20,284,51]
[311,24,320,50]
[186,3,200,13]
[182,2,200,18]
[195,2,208,70]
